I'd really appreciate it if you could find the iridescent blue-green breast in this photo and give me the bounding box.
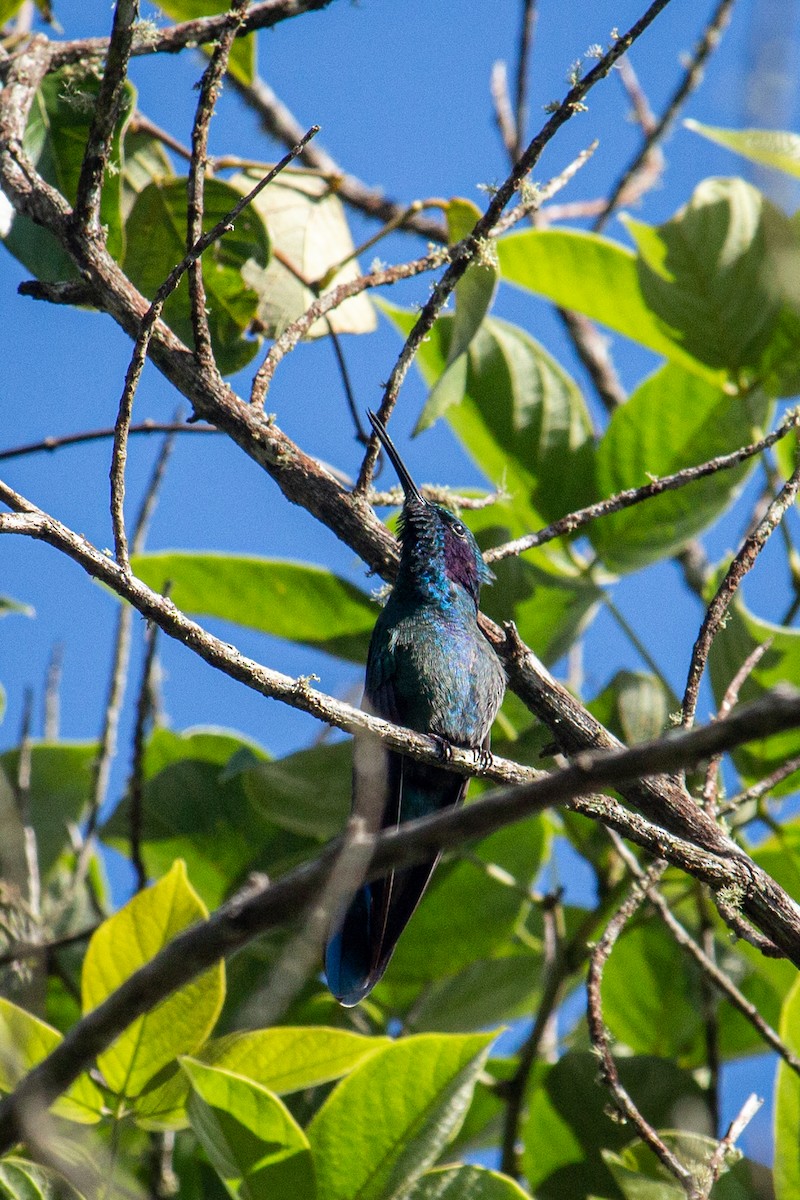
[324,412,506,1006]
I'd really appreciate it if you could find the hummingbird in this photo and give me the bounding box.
[325,410,506,1006]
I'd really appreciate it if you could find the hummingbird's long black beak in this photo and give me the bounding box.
[367,410,427,506]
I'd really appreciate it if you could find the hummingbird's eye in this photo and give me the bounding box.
[451,521,467,538]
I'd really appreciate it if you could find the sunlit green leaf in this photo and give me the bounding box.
[590,363,772,572]
[182,1058,315,1200]
[132,553,375,662]
[0,594,33,618]
[0,1158,85,1200]
[123,178,269,374]
[415,198,498,434]
[380,301,596,525]
[496,227,724,383]
[82,860,225,1098]
[686,120,800,180]
[234,171,375,339]
[623,178,795,374]
[0,997,103,1123]
[775,973,800,1198]
[406,1164,530,1199]
[308,1032,495,1200]
[136,1026,388,1130]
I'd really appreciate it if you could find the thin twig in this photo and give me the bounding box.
[327,324,365,443]
[490,61,517,158]
[0,926,97,971]
[187,0,249,368]
[42,643,63,741]
[72,0,138,234]
[721,755,800,818]
[486,410,800,563]
[707,1095,763,1191]
[587,862,700,1196]
[15,690,40,921]
[609,830,800,1078]
[0,420,217,462]
[512,0,538,160]
[353,0,678,497]
[251,250,448,402]
[109,125,319,569]
[85,427,180,859]
[702,640,772,812]
[128,609,163,893]
[593,0,737,233]
[682,437,800,726]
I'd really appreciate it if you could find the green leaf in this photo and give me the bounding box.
[82,860,225,1098]
[0,1,26,23]
[0,998,103,1124]
[307,1032,495,1200]
[182,1058,315,1200]
[380,302,596,524]
[590,363,772,572]
[415,199,498,434]
[0,594,33,618]
[590,671,671,744]
[101,727,304,909]
[686,120,800,180]
[382,818,545,984]
[0,1158,84,1200]
[0,742,99,877]
[623,177,797,374]
[123,177,269,374]
[406,1164,530,1199]
[400,954,543,1034]
[775,973,800,1198]
[708,592,800,789]
[135,1026,388,1130]
[522,1053,709,1199]
[600,921,705,1065]
[496,227,724,384]
[122,126,175,218]
[233,171,376,339]
[240,740,350,840]
[152,0,256,85]
[131,553,375,663]
[3,69,133,277]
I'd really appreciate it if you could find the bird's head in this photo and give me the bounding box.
[368,410,493,607]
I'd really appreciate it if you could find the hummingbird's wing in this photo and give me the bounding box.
[324,655,468,1007]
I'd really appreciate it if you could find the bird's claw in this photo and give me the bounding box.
[471,746,493,771]
[432,735,454,762]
